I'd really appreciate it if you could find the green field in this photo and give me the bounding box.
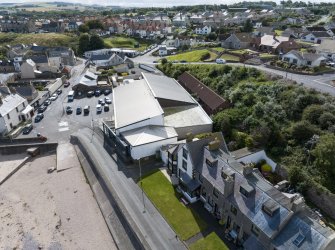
[167,49,217,62]
[190,232,229,250]
[259,53,277,59]
[220,53,240,62]
[0,33,78,47]
[141,171,207,241]
[103,36,153,51]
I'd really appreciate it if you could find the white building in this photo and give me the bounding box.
[194,25,212,35]
[90,53,124,67]
[158,45,168,56]
[20,59,39,79]
[0,93,33,135]
[282,50,326,67]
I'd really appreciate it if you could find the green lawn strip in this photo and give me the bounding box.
[189,232,229,250]
[103,36,152,51]
[212,47,225,53]
[141,170,207,240]
[220,53,240,62]
[167,49,216,62]
[274,29,283,35]
[259,53,277,59]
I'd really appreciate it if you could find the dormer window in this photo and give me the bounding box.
[262,199,280,217]
[292,232,305,247]
[239,183,254,198]
[206,156,218,168]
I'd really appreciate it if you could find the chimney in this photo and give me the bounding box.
[208,138,221,151]
[185,132,194,142]
[243,163,253,176]
[291,196,305,213]
[221,168,235,196]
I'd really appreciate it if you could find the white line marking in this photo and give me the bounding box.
[58,127,69,132]
[58,121,68,127]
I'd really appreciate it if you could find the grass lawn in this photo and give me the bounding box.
[103,35,153,51]
[274,29,283,35]
[212,47,225,53]
[0,33,78,47]
[167,49,217,62]
[220,53,240,62]
[259,53,277,59]
[141,171,207,240]
[190,232,229,250]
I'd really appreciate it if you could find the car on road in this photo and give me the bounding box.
[64,81,70,87]
[216,58,226,64]
[34,113,44,123]
[105,97,112,104]
[83,105,90,115]
[96,104,102,113]
[22,124,33,135]
[95,89,101,97]
[66,106,73,114]
[50,93,58,101]
[326,61,335,67]
[104,89,111,95]
[87,91,94,97]
[56,89,62,95]
[38,105,47,113]
[153,60,158,63]
[44,100,51,106]
[180,60,187,63]
[76,106,82,115]
[104,105,109,112]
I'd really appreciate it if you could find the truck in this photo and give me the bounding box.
[68,90,74,102]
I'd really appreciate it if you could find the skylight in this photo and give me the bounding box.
[292,233,305,247]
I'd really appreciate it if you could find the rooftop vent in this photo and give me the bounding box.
[262,199,280,217]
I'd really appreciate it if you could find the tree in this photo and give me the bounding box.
[302,104,324,125]
[160,58,168,65]
[312,134,335,176]
[89,34,104,51]
[86,20,104,30]
[78,24,89,33]
[242,19,253,32]
[318,112,335,130]
[206,32,217,41]
[289,120,320,143]
[78,34,90,54]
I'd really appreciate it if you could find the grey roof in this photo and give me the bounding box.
[285,50,326,62]
[231,147,263,159]
[316,40,335,54]
[113,79,164,129]
[30,55,48,64]
[0,93,26,116]
[142,73,196,105]
[91,53,114,61]
[180,172,201,192]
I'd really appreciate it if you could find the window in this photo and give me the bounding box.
[251,224,260,237]
[23,102,25,108]
[16,107,19,112]
[307,61,312,65]
[7,114,10,119]
[182,148,188,160]
[284,57,290,62]
[213,188,219,198]
[293,233,305,247]
[292,59,298,64]
[231,204,237,215]
[18,115,21,121]
[182,160,187,170]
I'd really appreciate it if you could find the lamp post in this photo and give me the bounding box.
[139,158,146,213]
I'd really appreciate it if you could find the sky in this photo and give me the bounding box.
[0,0,332,7]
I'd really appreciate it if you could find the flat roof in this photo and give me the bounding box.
[143,73,196,105]
[164,105,212,128]
[122,125,177,146]
[113,80,164,129]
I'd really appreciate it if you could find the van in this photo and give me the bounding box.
[84,105,90,115]
[68,90,74,102]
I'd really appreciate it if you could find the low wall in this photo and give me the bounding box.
[307,186,335,220]
[0,142,58,155]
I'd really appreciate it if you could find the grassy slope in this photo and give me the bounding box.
[167,49,217,62]
[190,232,229,250]
[220,53,240,62]
[141,171,207,240]
[103,36,152,51]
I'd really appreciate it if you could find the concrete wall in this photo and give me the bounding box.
[237,150,277,171]
[45,76,65,95]
[0,98,28,134]
[0,142,58,155]
[174,123,213,140]
[21,62,35,79]
[116,114,164,135]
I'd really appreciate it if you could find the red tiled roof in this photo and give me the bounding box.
[178,72,230,114]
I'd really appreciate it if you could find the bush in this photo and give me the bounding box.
[200,52,210,61]
[261,163,272,172]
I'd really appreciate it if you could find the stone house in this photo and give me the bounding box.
[222,33,252,49]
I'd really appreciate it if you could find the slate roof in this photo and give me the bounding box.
[91,53,114,61]
[311,31,331,38]
[30,55,48,64]
[234,32,253,43]
[285,50,326,62]
[316,40,335,53]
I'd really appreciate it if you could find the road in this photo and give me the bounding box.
[132,50,335,96]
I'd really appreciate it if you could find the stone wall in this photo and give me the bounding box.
[307,186,335,220]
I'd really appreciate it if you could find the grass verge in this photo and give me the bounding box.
[190,232,229,250]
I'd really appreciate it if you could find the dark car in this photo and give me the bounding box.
[38,105,47,113]
[87,91,94,98]
[22,124,33,135]
[66,106,73,114]
[180,60,187,63]
[104,105,109,112]
[44,100,51,106]
[104,89,111,95]
[56,89,62,95]
[95,89,101,97]
[76,107,82,115]
[34,113,44,123]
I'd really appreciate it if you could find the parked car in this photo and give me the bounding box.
[50,93,58,101]
[66,106,73,114]
[83,105,90,115]
[180,60,187,63]
[326,61,335,67]
[56,89,62,95]
[76,106,82,115]
[64,81,70,87]
[34,113,44,123]
[216,58,226,64]
[104,105,109,112]
[22,124,33,134]
[44,100,51,106]
[105,97,112,104]
[98,99,103,104]
[38,105,47,113]
[96,104,102,113]
[87,91,94,97]
[104,89,111,95]
[95,89,101,97]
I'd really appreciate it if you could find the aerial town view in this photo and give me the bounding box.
[1,0,335,249]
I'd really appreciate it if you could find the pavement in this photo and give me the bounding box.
[0,153,29,184]
[72,127,187,250]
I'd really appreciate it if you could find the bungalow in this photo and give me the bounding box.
[282,50,326,67]
[194,25,212,35]
[301,32,332,44]
[315,40,335,61]
[90,53,124,67]
[222,33,252,49]
[253,35,299,54]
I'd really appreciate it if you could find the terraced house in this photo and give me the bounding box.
[162,135,335,250]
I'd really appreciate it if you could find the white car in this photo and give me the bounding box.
[50,93,58,101]
[96,104,102,113]
[216,58,226,64]
[105,97,112,104]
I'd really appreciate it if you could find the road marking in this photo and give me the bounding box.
[59,127,69,132]
[58,121,68,127]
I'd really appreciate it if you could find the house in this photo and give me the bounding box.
[194,25,212,35]
[178,72,230,115]
[163,135,335,249]
[48,47,76,66]
[72,71,98,92]
[253,27,274,37]
[7,44,30,60]
[30,55,58,73]
[20,59,40,79]
[172,13,190,27]
[315,40,335,61]
[281,27,304,39]
[158,45,168,56]
[282,50,326,67]
[190,14,205,24]
[103,72,212,160]
[222,33,252,49]
[0,93,34,135]
[0,19,35,33]
[90,53,124,67]
[301,32,332,44]
[253,35,298,54]
[0,60,15,73]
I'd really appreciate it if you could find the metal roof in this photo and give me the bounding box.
[0,93,26,116]
[113,80,164,129]
[143,73,196,105]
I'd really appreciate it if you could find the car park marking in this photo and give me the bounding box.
[58,127,69,132]
[58,121,68,127]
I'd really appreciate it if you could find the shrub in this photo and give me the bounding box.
[261,163,272,172]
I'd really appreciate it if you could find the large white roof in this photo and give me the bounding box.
[113,80,164,129]
[260,35,289,48]
[142,73,196,105]
[0,94,26,116]
[122,125,177,146]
